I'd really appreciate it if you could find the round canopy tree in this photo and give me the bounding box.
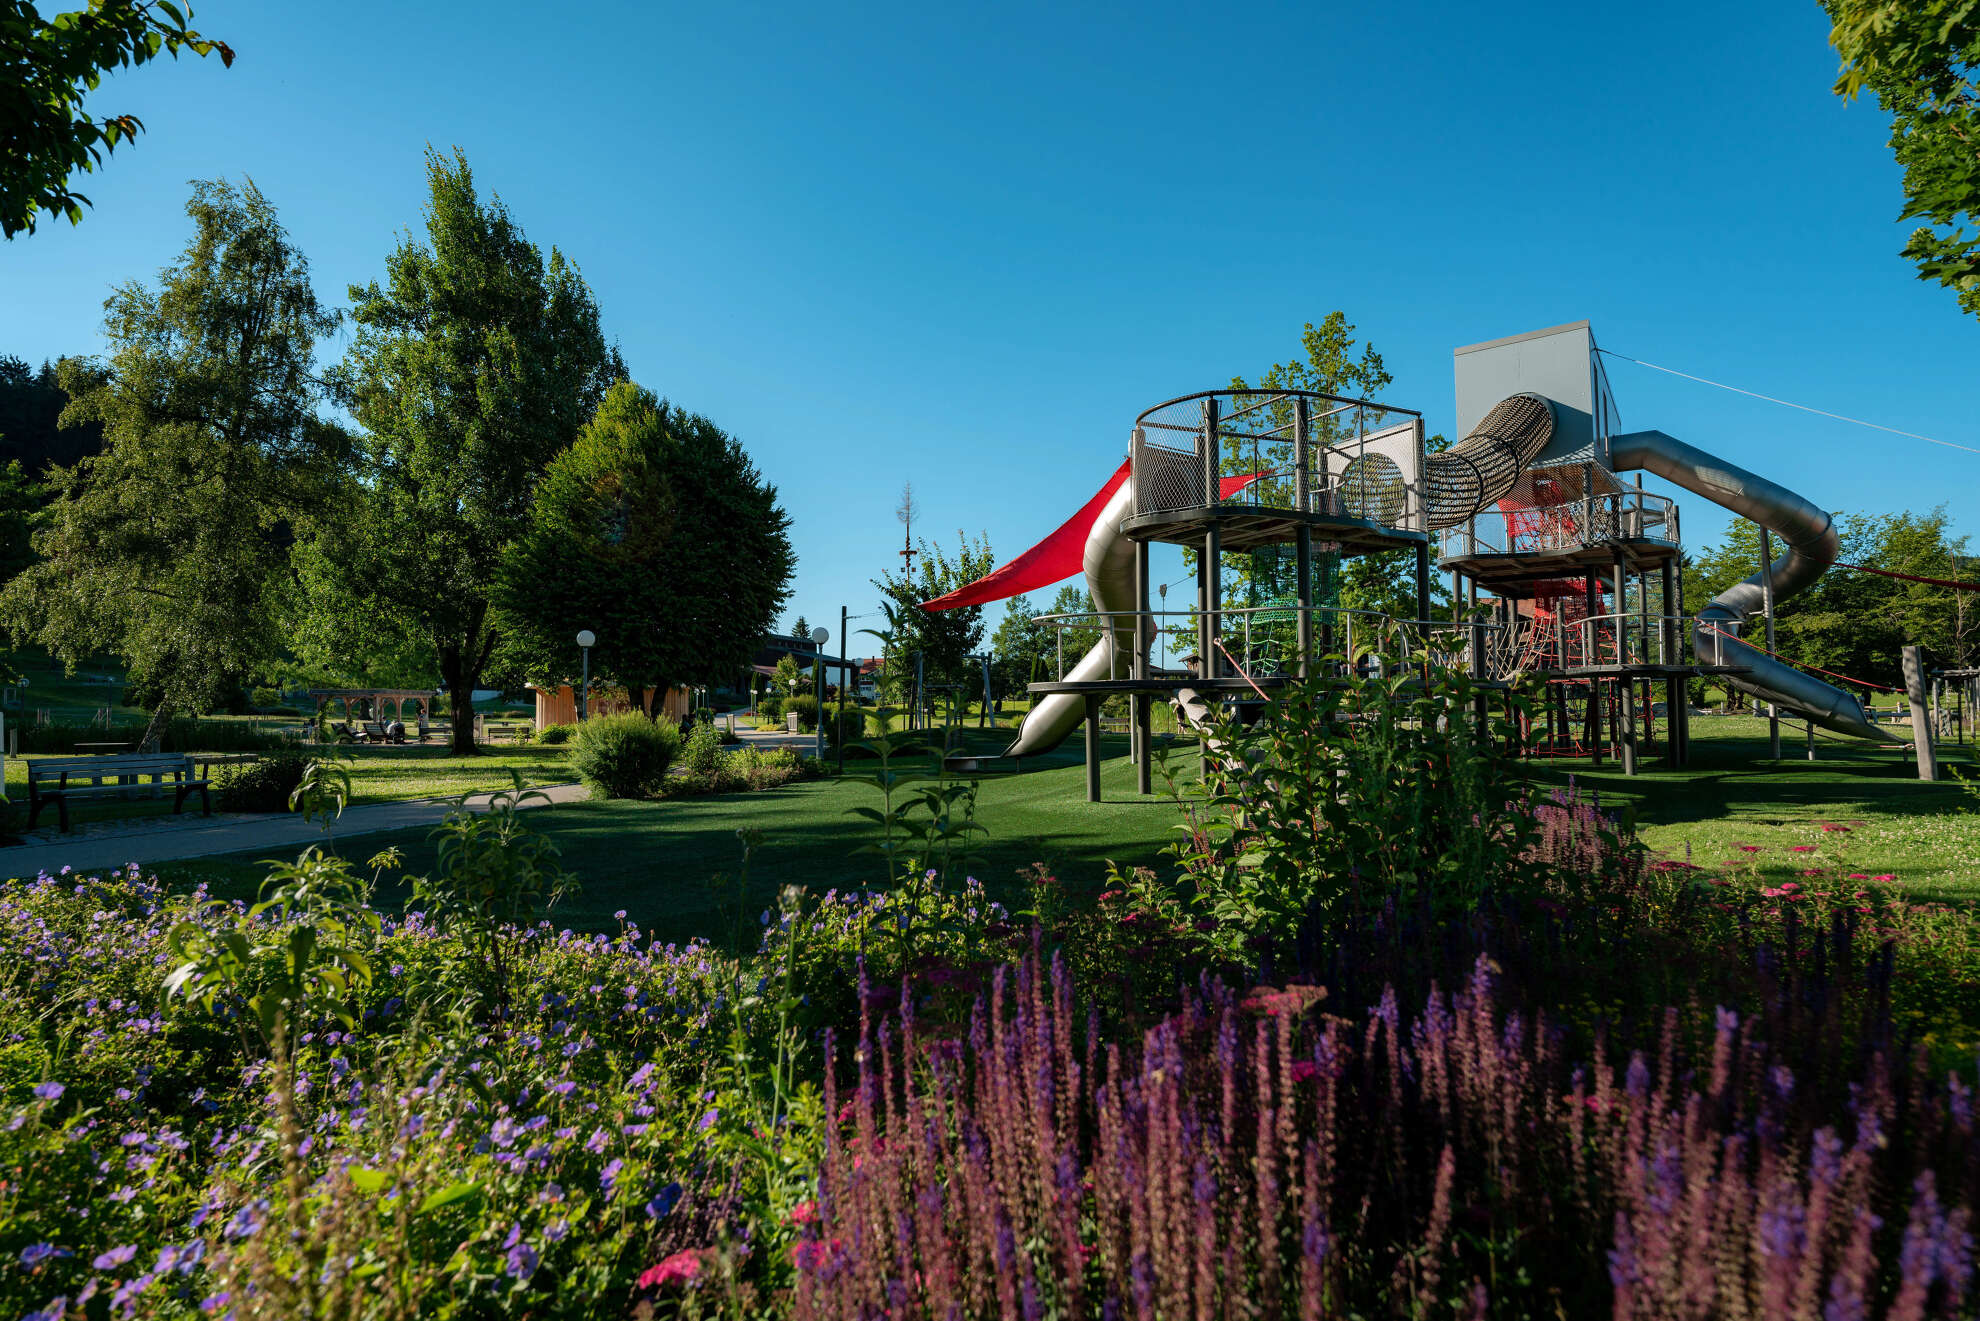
[499,382,794,715]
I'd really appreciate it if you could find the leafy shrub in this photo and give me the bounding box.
[820,702,867,749]
[1158,653,1539,958]
[569,711,680,798]
[783,694,818,731]
[533,721,576,746]
[211,747,313,813]
[675,745,818,797]
[682,719,725,777]
[756,693,784,724]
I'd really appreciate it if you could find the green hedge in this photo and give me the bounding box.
[570,713,681,799]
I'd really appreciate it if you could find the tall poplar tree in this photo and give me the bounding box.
[0,179,339,740]
[312,148,620,752]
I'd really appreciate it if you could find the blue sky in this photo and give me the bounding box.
[4,0,1976,653]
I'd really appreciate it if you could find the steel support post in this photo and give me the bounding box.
[1132,539,1149,767]
[1296,525,1313,680]
[1414,540,1431,684]
[1759,525,1780,759]
[1084,693,1102,802]
[1135,694,1153,796]
[1205,524,1222,681]
[1293,396,1310,513]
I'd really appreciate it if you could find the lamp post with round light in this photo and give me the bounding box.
[576,630,596,722]
[810,625,830,761]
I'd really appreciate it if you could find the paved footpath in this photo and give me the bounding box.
[2,782,591,879]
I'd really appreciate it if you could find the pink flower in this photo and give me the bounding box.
[793,1239,847,1271]
[1799,869,1825,878]
[787,1200,819,1227]
[1735,845,1763,854]
[1790,845,1816,854]
[1290,1060,1318,1084]
[1241,985,1328,1017]
[1820,823,1851,833]
[1847,873,1869,881]
[1873,874,1897,883]
[638,1249,705,1290]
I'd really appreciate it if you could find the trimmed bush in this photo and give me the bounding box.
[569,712,680,799]
[783,694,818,731]
[755,693,784,725]
[533,722,576,746]
[821,702,868,749]
[212,748,312,813]
[681,719,724,777]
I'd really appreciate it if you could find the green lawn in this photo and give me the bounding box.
[150,728,1185,948]
[3,745,579,830]
[93,711,1980,953]
[1527,713,1979,899]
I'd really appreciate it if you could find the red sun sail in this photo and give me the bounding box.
[922,463,1265,612]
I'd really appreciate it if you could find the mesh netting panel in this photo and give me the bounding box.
[1424,393,1555,529]
[1339,452,1408,524]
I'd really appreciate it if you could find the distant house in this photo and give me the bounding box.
[857,657,885,700]
[750,632,859,700]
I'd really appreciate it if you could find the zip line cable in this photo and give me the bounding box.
[1597,349,1980,457]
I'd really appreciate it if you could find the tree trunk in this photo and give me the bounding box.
[441,652,477,756]
[137,697,176,752]
[624,685,646,721]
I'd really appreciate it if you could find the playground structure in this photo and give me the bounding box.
[924,321,1908,799]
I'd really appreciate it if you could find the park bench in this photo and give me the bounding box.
[26,753,211,833]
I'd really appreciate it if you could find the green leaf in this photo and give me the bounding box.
[416,1181,482,1215]
[349,1166,388,1194]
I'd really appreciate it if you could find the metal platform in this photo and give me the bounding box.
[1438,539,1681,595]
[1121,505,1426,555]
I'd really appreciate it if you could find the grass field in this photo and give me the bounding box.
[147,727,1180,946]
[1527,713,1979,899]
[39,708,1980,954]
[3,745,580,830]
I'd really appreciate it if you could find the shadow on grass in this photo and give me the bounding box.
[152,738,1189,954]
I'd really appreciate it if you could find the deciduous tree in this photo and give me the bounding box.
[2,0,233,237]
[0,179,340,739]
[497,381,794,717]
[1825,1,1980,316]
[310,148,620,753]
[877,532,994,715]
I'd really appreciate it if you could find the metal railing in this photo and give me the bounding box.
[1131,389,1426,530]
[1437,483,1680,560]
[1490,609,1699,676]
[1029,605,1506,683]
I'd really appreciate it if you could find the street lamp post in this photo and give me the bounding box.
[576,630,596,721]
[810,626,830,762]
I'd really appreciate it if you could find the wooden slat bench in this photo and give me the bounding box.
[27,754,211,833]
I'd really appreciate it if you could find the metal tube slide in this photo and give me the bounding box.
[1004,476,1145,759]
[1608,429,1897,742]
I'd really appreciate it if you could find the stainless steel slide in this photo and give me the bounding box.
[1608,429,1895,741]
[1005,475,1146,759]
[1006,407,1894,759]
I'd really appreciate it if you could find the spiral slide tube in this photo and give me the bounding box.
[1608,430,1896,742]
